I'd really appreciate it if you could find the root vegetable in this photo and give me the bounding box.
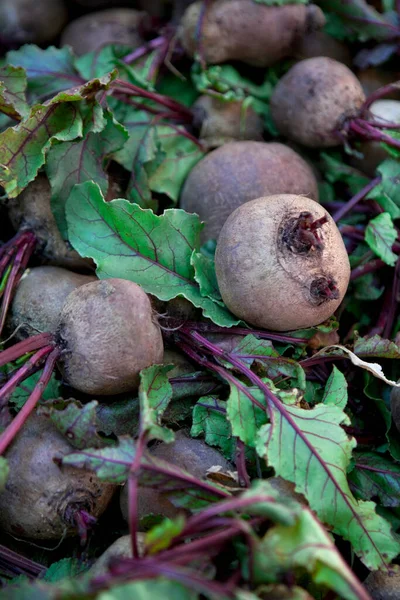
[351,100,400,176]
[9,266,96,339]
[180,141,319,242]
[192,95,263,149]
[60,9,145,56]
[5,176,89,271]
[215,194,350,331]
[0,414,115,540]
[364,568,400,600]
[180,0,325,67]
[0,0,68,46]
[56,279,164,395]
[270,57,366,148]
[120,431,233,521]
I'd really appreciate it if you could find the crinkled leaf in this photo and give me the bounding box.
[318,0,395,41]
[0,102,82,197]
[191,252,222,303]
[256,397,400,569]
[139,364,175,443]
[47,399,106,450]
[0,65,29,119]
[191,397,235,458]
[66,181,240,326]
[97,578,199,600]
[354,334,400,359]
[229,335,306,390]
[9,371,61,410]
[63,436,136,484]
[0,456,8,491]
[349,451,400,507]
[365,213,398,267]
[7,45,80,103]
[322,366,348,409]
[47,108,128,238]
[255,489,370,600]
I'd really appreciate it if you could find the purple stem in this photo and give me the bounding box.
[361,82,400,113]
[123,36,165,64]
[236,438,250,487]
[333,177,381,223]
[350,258,385,281]
[0,347,59,455]
[0,333,53,367]
[184,321,308,344]
[0,346,51,406]
[128,433,147,559]
[0,544,45,578]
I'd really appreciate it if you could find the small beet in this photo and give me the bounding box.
[0,414,115,540]
[56,279,164,395]
[5,176,89,271]
[215,194,350,331]
[60,9,145,56]
[9,266,96,340]
[180,141,319,242]
[0,0,68,46]
[192,95,263,149]
[270,57,366,147]
[180,0,325,67]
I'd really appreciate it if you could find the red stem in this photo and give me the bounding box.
[333,177,381,223]
[0,333,53,367]
[128,434,147,559]
[123,36,166,64]
[0,346,52,405]
[0,347,60,455]
[350,258,385,281]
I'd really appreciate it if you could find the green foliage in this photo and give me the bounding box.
[365,213,398,267]
[0,65,29,119]
[139,364,174,442]
[45,399,107,450]
[66,182,240,326]
[319,0,395,42]
[0,456,8,491]
[96,579,199,600]
[349,452,400,507]
[9,371,60,409]
[191,397,235,458]
[322,366,348,409]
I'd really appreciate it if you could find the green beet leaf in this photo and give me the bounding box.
[349,451,400,507]
[322,366,348,409]
[318,0,395,42]
[47,108,128,238]
[7,45,80,103]
[0,456,8,491]
[254,482,370,600]
[0,65,29,119]
[9,370,60,410]
[255,395,400,569]
[365,213,398,267]
[66,181,240,326]
[139,364,175,443]
[191,397,235,459]
[46,399,107,450]
[96,579,199,600]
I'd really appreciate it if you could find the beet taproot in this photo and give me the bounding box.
[270,57,366,147]
[180,0,325,67]
[215,194,350,331]
[0,415,115,539]
[180,141,319,242]
[0,0,68,45]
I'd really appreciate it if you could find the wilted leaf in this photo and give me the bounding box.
[47,399,106,449]
[329,344,400,386]
[66,182,240,326]
[349,451,400,507]
[256,396,400,569]
[365,213,398,267]
[0,65,29,119]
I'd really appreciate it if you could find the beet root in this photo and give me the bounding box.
[192,95,263,149]
[120,431,233,521]
[56,279,164,395]
[9,266,96,339]
[180,0,325,67]
[270,57,366,147]
[0,0,68,45]
[215,194,350,331]
[0,415,115,540]
[180,141,319,242]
